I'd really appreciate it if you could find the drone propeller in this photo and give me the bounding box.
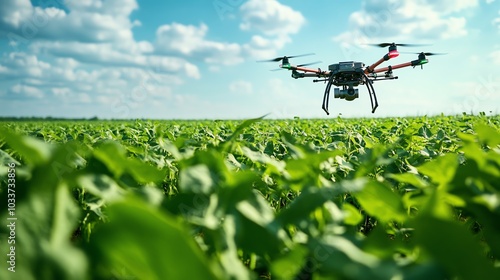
[269,61,322,71]
[368,43,430,48]
[257,53,315,62]
[401,52,447,56]
[297,61,322,67]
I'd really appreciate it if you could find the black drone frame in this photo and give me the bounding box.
[319,71,379,115]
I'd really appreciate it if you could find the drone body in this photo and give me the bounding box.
[259,43,443,115]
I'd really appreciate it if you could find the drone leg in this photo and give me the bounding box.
[322,78,333,115]
[364,74,378,113]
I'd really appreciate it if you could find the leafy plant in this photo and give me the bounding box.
[0,114,499,279]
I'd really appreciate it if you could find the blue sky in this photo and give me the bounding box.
[0,0,499,119]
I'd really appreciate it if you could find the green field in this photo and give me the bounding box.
[1,114,500,279]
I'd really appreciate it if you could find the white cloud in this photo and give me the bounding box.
[0,0,138,43]
[0,52,51,79]
[0,64,8,73]
[10,84,44,99]
[239,0,305,36]
[242,35,290,60]
[229,80,253,95]
[0,0,306,118]
[424,0,478,14]
[155,0,307,64]
[0,1,32,29]
[29,41,200,78]
[65,0,138,16]
[154,19,303,64]
[156,23,209,56]
[155,23,244,65]
[51,87,72,98]
[333,0,477,45]
[0,51,194,114]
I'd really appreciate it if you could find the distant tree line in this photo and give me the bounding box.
[0,116,100,121]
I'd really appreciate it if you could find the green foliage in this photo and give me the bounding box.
[0,115,499,279]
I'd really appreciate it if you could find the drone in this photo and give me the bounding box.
[258,43,445,114]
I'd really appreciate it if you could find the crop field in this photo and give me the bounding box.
[1,114,500,280]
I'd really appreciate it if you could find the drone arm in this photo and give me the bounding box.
[302,73,329,77]
[364,51,399,73]
[372,57,428,73]
[364,56,387,73]
[373,62,411,73]
[287,65,330,79]
[293,66,330,76]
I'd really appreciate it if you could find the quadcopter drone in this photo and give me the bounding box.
[258,43,444,114]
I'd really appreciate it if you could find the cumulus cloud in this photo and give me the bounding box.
[333,0,477,45]
[0,0,197,82]
[155,23,244,65]
[0,1,33,29]
[238,0,305,60]
[10,84,44,99]
[242,35,291,59]
[0,0,306,118]
[0,52,51,80]
[238,0,306,59]
[0,51,190,112]
[239,0,306,36]
[154,1,306,64]
[0,0,138,43]
[30,41,200,78]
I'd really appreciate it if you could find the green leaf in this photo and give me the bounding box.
[271,245,308,279]
[354,181,406,223]
[414,215,500,280]
[93,141,127,175]
[387,173,429,189]
[276,179,366,226]
[465,203,500,260]
[343,203,363,226]
[90,199,221,280]
[0,148,21,166]
[179,149,230,193]
[0,127,52,165]
[0,142,88,280]
[232,190,284,257]
[222,115,267,150]
[127,157,167,183]
[417,154,458,187]
[241,146,285,174]
[474,124,500,147]
[179,164,215,194]
[308,236,395,280]
[77,174,125,202]
[94,141,166,184]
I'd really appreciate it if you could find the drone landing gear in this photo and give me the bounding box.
[321,77,334,115]
[363,74,378,113]
[321,76,379,115]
